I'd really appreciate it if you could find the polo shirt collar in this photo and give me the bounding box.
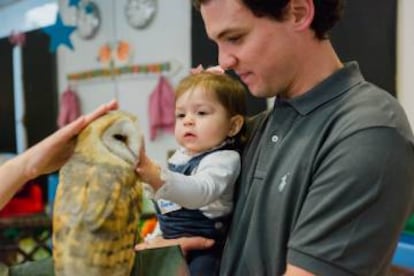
[280,61,365,115]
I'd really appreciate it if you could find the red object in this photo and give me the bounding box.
[57,87,81,128]
[0,183,44,217]
[9,31,26,47]
[148,76,175,140]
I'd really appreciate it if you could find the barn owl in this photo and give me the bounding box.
[53,110,143,276]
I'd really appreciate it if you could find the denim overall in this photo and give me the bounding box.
[154,145,235,275]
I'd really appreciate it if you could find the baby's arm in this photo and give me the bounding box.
[137,150,240,209]
[157,151,240,209]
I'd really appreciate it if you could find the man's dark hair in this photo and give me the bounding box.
[193,0,345,40]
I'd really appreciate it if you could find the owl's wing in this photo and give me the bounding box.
[82,164,124,230]
[56,156,124,231]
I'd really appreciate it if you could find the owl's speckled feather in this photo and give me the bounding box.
[53,111,143,276]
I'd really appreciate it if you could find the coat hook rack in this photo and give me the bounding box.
[66,59,182,85]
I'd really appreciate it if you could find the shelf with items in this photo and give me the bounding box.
[0,213,52,266]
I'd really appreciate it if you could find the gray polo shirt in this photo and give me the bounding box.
[220,62,414,276]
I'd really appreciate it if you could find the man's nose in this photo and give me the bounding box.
[218,48,237,70]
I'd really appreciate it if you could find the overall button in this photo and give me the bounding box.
[271,135,279,143]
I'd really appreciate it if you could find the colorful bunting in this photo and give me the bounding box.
[67,62,172,81]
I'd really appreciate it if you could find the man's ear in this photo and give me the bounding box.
[228,115,244,137]
[288,0,315,31]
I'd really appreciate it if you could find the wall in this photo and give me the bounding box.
[55,0,191,164]
[0,0,191,164]
[1,0,414,158]
[397,0,414,129]
[330,0,396,97]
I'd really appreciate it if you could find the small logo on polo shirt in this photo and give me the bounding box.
[278,173,290,192]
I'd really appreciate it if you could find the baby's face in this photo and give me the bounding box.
[174,87,233,155]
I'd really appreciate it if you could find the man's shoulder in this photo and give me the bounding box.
[328,81,413,140]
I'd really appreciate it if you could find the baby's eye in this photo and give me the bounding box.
[197,111,208,116]
[175,113,185,119]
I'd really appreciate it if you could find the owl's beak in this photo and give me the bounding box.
[126,146,139,165]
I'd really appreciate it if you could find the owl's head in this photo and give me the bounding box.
[75,110,142,166]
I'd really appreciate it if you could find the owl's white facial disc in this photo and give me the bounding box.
[101,119,141,165]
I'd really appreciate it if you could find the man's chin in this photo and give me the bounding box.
[249,87,268,98]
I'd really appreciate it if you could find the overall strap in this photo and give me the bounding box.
[168,141,238,176]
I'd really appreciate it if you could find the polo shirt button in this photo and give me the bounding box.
[271,135,279,143]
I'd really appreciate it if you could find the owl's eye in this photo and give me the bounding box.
[113,134,128,143]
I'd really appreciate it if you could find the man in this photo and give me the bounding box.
[137,0,414,275]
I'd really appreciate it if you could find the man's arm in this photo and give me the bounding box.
[135,236,214,256]
[284,264,315,276]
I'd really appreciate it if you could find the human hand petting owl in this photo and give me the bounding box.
[0,100,118,210]
[23,100,118,180]
[53,110,143,276]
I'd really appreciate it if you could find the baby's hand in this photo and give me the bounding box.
[136,139,164,191]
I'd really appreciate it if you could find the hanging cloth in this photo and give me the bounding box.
[148,76,175,140]
[57,87,81,128]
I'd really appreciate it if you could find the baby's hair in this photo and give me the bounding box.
[175,72,247,147]
[175,72,247,118]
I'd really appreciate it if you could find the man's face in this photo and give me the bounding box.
[200,0,298,98]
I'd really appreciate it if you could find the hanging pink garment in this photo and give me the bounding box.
[57,87,81,128]
[149,76,175,140]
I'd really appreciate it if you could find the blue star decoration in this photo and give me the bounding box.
[85,3,94,14]
[42,14,76,52]
[68,0,81,7]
